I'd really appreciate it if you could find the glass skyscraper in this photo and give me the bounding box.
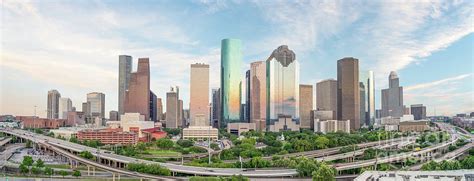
[266,45,300,128]
[220,39,242,128]
[360,70,375,127]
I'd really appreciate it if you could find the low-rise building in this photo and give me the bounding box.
[310,110,334,129]
[453,117,474,129]
[141,127,167,142]
[399,120,430,132]
[182,126,218,141]
[121,113,155,137]
[16,116,66,129]
[227,122,256,136]
[314,119,350,133]
[76,128,138,145]
[269,115,300,132]
[355,170,474,181]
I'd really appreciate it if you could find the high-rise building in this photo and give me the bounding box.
[249,61,267,131]
[220,39,242,128]
[118,55,132,117]
[87,92,105,118]
[150,91,157,121]
[365,71,375,126]
[179,99,185,127]
[381,71,404,118]
[166,87,178,128]
[58,97,72,119]
[190,63,210,126]
[124,58,150,120]
[266,45,300,130]
[359,81,366,127]
[245,70,250,122]
[411,104,426,120]
[47,90,61,119]
[157,98,163,121]
[299,84,313,129]
[316,79,338,119]
[337,57,360,131]
[82,102,91,117]
[109,110,119,121]
[376,109,382,119]
[211,88,221,128]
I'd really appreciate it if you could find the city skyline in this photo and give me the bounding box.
[1,1,473,118]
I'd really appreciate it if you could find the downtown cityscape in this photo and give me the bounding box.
[0,1,473,181]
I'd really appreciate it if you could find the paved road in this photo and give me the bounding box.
[0,128,298,177]
[0,143,25,168]
[0,137,12,147]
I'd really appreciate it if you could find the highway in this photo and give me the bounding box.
[0,143,25,169]
[0,137,13,147]
[0,128,298,177]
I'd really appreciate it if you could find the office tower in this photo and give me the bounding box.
[240,104,247,122]
[381,71,404,118]
[404,106,410,115]
[109,111,119,121]
[87,92,105,118]
[220,38,242,128]
[166,87,178,128]
[47,90,61,119]
[157,98,163,121]
[245,70,250,122]
[58,97,72,119]
[150,91,157,121]
[361,73,378,127]
[299,84,313,129]
[124,58,150,120]
[266,45,300,130]
[337,57,360,131]
[359,82,366,127]
[118,55,132,116]
[316,79,338,119]
[190,63,210,126]
[212,88,221,128]
[376,109,382,119]
[179,100,185,127]
[82,102,91,116]
[411,104,426,120]
[249,61,267,131]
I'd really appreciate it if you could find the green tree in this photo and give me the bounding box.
[79,151,94,159]
[47,132,55,137]
[22,156,34,167]
[312,163,336,181]
[421,161,439,171]
[314,136,330,149]
[177,139,194,148]
[156,138,174,149]
[31,166,42,175]
[35,158,44,168]
[19,164,29,175]
[57,170,69,178]
[293,139,312,152]
[72,170,81,177]
[69,136,79,143]
[210,143,220,150]
[296,157,319,177]
[44,167,54,176]
[25,140,32,148]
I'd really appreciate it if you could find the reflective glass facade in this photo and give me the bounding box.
[266,45,300,128]
[220,39,242,128]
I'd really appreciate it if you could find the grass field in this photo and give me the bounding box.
[143,149,182,157]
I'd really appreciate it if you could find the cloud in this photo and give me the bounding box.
[405,73,472,91]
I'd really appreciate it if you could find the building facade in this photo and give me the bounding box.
[381,71,404,118]
[118,55,132,117]
[316,79,338,120]
[157,98,163,121]
[411,104,426,120]
[211,88,221,128]
[220,39,242,128]
[182,126,218,141]
[109,111,119,121]
[58,97,72,119]
[47,90,61,119]
[337,57,360,131]
[166,87,178,128]
[124,58,150,120]
[150,91,157,121]
[359,71,375,127]
[77,128,138,145]
[87,92,105,118]
[190,63,210,126]
[299,84,313,129]
[266,45,300,130]
[249,61,267,131]
[227,122,256,136]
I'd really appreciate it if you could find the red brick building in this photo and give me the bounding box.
[141,127,167,142]
[16,116,66,129]
[76,128,138,145]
